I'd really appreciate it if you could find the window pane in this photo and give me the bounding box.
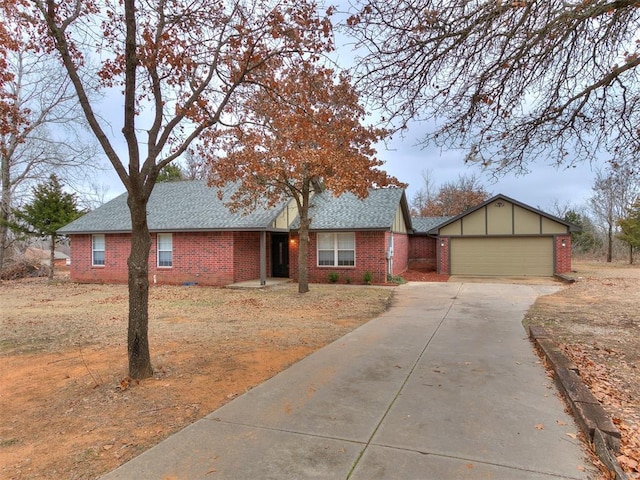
[92,235,105,250]
[318,250,335,266]
[158,251,172,267]
[318,233,335,250]
[92,235,105,266]
[337,250,355,266]
[93,251,105,266]
[158,234,172,250]
[157,234,173,267]
[337,233,354,249]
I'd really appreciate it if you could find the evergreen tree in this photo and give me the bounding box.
[617,200,640,264]
[564,210,602,256]
[157,164,184,182]
[11,174,83,279]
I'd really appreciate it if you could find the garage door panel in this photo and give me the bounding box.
[450,237,553,276]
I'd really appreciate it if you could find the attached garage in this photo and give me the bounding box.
[426,194,577,277]
[450,237,553,276]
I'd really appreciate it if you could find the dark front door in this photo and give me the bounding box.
[271,233,290,277]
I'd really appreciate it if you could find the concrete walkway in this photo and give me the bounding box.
[103,282,594,479]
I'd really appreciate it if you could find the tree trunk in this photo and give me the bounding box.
[297,183,311,294]
[127,192,153,379]
[607,222,613,263]
[630,245,634,265]
[49,234,56,280]
[298,215,310,294]
[0,154,11,272]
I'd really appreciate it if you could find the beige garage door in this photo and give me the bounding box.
[450,237,554,276]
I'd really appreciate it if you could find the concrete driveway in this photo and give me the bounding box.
[102,282,594,479]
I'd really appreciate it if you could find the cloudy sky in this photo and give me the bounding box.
[90,6,604,215]
[97,130,601,215]
[379,127,603,212]
[95,104,601,215]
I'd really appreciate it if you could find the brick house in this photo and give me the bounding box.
[58,183,576,285]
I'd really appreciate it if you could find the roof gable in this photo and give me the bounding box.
[58,181,289,234]
[427,193,578,234]
[293,188,411,231]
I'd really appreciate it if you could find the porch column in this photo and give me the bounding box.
[260,231,267,286]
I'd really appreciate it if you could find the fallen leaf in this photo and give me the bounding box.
[557,419,567,426]
[119,377,130,391]
[535,424,544,430]
[566,432,577,439]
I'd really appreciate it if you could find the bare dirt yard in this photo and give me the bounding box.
[524,261,640,478]
[2,263,639,479]
[0,279,394,480]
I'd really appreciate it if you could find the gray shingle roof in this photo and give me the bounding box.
[292,188,408,230]
[58,181,288,234]
[411,216,453,233]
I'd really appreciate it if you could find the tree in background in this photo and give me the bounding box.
[16,0,334,379]
[589,167,638,262]
[157,164,184,183]
[563,210,602,256]
[9,174,82,279]
[617,199,640,264]
[0,49,98,272]
[346,0,640,176]
[156,154,207,182]
[207,62,401,293]
[411,172,490,217]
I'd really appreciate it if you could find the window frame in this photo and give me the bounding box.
[92,234,105,267]
[317,232,355,267]
[157,233,173,268]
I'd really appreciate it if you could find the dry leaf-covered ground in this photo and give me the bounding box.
[3,263,638,479]
[0,279,393,479]
[525,261,640,478]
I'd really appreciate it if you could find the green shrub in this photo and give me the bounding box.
[363,271,373,284]
[328,272,339,283]
[387,274,406,284]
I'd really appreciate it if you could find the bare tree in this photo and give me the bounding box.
[182,151,207,181]
[410,170,437,216]
[345,0,640,175]
[412,172,490,216]
[0,50,98,271]
[589,167,639,262]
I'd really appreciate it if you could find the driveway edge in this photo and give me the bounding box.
[528,325,628,480]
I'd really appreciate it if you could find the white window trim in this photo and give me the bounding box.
[157,233,173,268]
[317,232,355,267]
[92,234,105,267]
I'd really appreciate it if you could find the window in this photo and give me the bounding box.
[157,233,173,267]
[92,234,105,266]
[317,232,355,267]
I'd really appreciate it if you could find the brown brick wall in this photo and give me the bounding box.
[437,237,450,274]
[555,235,572,274]
[69,231,266,286]
[389,232,409,275]
[289,231,392,284]
[408,235,437,271]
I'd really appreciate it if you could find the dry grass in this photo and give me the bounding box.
[524,261,640,478]
[0,279,394,480]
